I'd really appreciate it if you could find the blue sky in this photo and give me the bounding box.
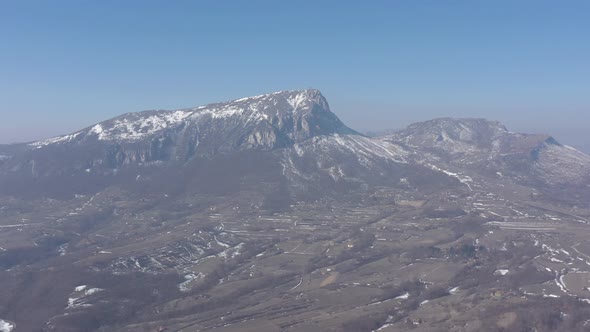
[1,1,589,144]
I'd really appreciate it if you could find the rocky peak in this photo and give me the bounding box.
[31,89,355,149]
[23,89,359,169]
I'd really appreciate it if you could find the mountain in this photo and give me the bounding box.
[2,93,588,202]
[2,91,590,332]
[382,118,590,189]
[16,89,356,170]
[0,90,457,200]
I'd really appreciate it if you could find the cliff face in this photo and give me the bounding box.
[12,89,356,172]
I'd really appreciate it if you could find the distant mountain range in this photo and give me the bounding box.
[0,89,588,205]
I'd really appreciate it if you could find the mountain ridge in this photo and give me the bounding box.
[0,89,589,204]
[2,90,590,331]
[30,89,357,147]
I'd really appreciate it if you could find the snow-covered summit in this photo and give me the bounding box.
[31,89,351,147]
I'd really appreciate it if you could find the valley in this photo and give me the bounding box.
[0,90,589,331]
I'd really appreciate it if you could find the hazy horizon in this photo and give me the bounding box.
[1,1,589,148]
[2,3,590,330]
[1,92,588,154]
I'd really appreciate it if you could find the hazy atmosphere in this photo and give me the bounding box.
[2,1,589,149]
[2,2,590,332]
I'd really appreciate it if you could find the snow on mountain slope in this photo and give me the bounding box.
[534,143,590,185]
[16,89,366,173]
[384,118,511,157]
[87,110,193,141]
[383,118,590,187]
[31,89,354,148]
[282,133,408,180]
[279,133,461,196]
[389,117,506,140]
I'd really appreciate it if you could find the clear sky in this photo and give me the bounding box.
[1,1,589,145]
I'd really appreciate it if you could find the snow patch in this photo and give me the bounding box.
[90,111,193,141]
[85,288,103,296]
[495,269,509,276]
[395,292,410,300]
[217,242,244,259]
[373,323,394,331]
[178,272,205,292]
[67,286,104,309]
[30,131,82,147]
[0,320,14,332]
[427,164,473,190]
[74,285,87,292]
